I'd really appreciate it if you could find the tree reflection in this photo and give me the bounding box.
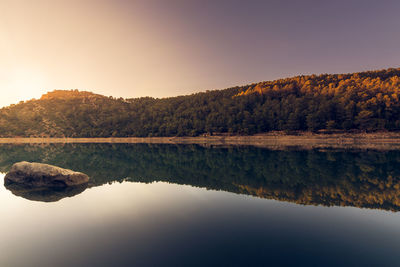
[1,143,399,210]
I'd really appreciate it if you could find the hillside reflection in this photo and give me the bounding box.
[1,144,400,210]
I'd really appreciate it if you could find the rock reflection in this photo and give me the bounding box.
[4,183,88,202]
[0,143,399,210]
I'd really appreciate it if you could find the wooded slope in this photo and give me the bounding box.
[1,67,400,137]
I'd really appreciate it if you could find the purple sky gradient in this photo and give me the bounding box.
[0,0,399,106]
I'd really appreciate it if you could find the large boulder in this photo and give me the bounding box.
[4,161,89,187]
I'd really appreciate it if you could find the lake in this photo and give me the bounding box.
[1,144,400,266]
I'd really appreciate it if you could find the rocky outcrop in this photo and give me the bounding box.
[4,161,89,187]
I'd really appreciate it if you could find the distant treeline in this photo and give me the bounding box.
[1,67,400,137]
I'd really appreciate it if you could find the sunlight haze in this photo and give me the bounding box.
[0,0,400,107]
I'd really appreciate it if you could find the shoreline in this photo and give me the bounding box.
[1,132,400,150]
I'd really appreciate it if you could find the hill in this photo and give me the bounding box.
[1,67,400,137]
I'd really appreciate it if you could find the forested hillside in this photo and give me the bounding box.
[1,67,400,137]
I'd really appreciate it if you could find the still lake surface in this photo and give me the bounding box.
[1,143,400,266]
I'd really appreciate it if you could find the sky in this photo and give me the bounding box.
[0,0,400,107]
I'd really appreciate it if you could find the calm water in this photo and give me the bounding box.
[1,144,400,266]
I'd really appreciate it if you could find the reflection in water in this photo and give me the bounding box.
[4,182,88,202]
[0,144,400,267]
[0,143,399,210]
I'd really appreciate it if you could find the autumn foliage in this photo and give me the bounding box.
[1,68,400,137]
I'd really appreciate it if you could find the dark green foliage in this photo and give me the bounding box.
[1,68,400,137]
[1,144,400,210]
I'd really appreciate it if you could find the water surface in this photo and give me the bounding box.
[1,144,400,266]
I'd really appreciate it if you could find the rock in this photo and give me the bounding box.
[4,161,89,187]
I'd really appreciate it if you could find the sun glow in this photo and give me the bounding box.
[2,67,48,106]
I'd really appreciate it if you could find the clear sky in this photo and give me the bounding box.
[1,0,400,107]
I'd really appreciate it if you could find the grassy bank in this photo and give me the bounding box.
[1,132,400,150]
